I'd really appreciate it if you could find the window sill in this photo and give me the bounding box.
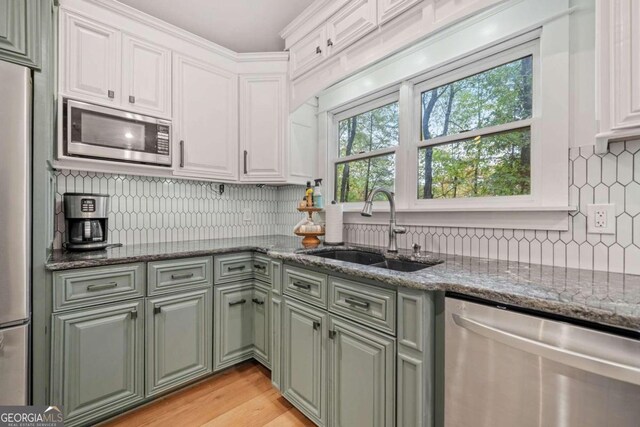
[341,205,576,231]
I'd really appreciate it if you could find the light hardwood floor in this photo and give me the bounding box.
[101,361,315,427]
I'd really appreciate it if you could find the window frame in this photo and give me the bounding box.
[329,91,400,208]
[409,41,541,209]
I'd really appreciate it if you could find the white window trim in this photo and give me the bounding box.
[328,92,400,211]
[407,40,541,210]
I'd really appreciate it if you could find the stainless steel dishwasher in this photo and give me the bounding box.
[444,296,640,427]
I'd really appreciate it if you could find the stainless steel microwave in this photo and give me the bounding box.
[64,99,172,166]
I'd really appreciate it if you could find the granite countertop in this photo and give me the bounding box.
[47,235,640,332]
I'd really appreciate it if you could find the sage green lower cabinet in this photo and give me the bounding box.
[252,282,271,367]
[214,282,255,371]
[283,298,327,426]
[146,288,212,397]
[270,295,282,390]
[396,289,436,427]
[329,316,395,427]
[51,300,144,427]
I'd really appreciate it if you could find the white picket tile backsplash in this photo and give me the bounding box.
[344,141,640,275]
[54,141,639,275]
[53,170,306,248]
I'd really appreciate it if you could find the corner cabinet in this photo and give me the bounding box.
[145,288,212,397]
[239,73,287,182]
[213,282,255,370]
[596,0,640,153]
[0,0,41,68]
[173,54,239,181]
[51,300,145,427]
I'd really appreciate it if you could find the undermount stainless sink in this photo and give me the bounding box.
[311,250,385,265]
[310,249,441,272]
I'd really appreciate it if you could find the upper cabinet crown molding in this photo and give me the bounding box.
[596,0,640,154]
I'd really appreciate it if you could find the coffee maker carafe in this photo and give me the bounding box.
[64,193,110,251]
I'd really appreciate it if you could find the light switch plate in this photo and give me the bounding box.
[587,204,615,234]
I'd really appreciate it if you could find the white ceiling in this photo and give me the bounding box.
[117,0,314,53]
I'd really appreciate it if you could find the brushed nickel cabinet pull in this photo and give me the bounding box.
[180,140,185,168]
[292,281,311,290]
[129,95,135,103]
[229,299,247,306]
[327,38,333,47]
[228,265,246,272]
[108,90,115,99]
[243,150,248,174]
[252,298,264,305]
[171,272,194,280]
[87,282,118,292]
[345,297,370,309]
[254,264,266,270]
[316,46,322,54]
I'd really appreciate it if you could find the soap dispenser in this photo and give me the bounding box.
[313,179,324,209]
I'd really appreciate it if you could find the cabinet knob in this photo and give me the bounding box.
[327,38,333,47]
[129,95,135,104]
[108,90,115,99]
[315,46,322,54]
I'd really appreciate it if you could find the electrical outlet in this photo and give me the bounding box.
[587,204,615,234]
[243,209,252,222]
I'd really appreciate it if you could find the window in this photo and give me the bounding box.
[417,55,533,200]
[334,99,399,202]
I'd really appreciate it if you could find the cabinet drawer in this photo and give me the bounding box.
[283,266,327,309]
[148,257,212,295]
[53,263,145,312]
[328,277,396,335]
[214,253,254,284]
[253,254,272,284]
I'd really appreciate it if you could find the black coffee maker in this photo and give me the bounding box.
[64,193,110,251]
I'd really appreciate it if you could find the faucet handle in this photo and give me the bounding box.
[412,243,421,256]
[394,226,407,234]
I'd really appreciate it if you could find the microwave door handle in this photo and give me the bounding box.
[451,313,640,386]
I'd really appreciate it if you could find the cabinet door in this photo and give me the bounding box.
[122,34,171,117]
[63,12,120,104]
[378,0,423,25]
[289,101,318,184]
[173,54,238,181]
[326,0,377,55]
[239,74,287,182]
[214,282,254,371]
[252,283,271,367]
[283,298,327,426]
[289,26,327,79]
[51,300,144,426]
[146,288,212,397]
[329,316,395,427]
[271,295,283,390]
[0,0,40,68]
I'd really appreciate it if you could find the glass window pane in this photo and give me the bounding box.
[421,55,533,140]
[335,153,395,202]
[338,102,399,157]
[418,128,531,199]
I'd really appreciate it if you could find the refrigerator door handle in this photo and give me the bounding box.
[452,313,640,386]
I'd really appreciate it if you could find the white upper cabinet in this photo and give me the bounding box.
[239,74,287,182]
[173,54,238,181]
[288,101,318,185]
[378,0,422,25]
[326,0,377,55]
[290,26,327,79]
[596,0,640,152]
[64,13,121,104]
[61,10,171,118]
[122,35,171,117]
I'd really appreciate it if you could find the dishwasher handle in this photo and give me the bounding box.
[452,313,640,386]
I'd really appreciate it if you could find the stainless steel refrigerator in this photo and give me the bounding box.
[0,60,31,405]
